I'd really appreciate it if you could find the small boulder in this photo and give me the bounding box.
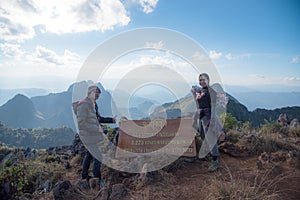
[52,180,74,200]
[109,183,127,200]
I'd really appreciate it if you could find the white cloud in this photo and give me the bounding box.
[0,43,82,67]
[191,51,208,61]
[0,43,24,58]
[283,77,300,81]
[125,0,159,14]
[224,53,253,60]
[101,51,195,83]
[145,41,164,49]
[31,46,82,67]
[62,50,81,64]
[136,55,173,66]
[248,74,266,79]
[209,50,222,60]
[128,51,191,68]
[0,0,131,42]
[225,53,233,60]
[0,45,82,90]
[138,0,159,14]
[131,0,159,14]
[291,56,299,64]
[35,46,64,65]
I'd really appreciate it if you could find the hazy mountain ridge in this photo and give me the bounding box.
[231,91,300,111]
[0,83,299,130]
[0,94,43,128]
[1,86,299,112]
[0,81,116,130]
[154,92,300,127]
[0,88,49,106]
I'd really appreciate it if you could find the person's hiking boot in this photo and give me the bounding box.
[208,160,219,172]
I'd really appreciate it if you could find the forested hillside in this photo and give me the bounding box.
[0,121,75,149]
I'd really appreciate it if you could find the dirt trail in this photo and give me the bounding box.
[57,153,300,200]
[131,153,300,200]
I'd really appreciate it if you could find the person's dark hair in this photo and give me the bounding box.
[199,73,210,83]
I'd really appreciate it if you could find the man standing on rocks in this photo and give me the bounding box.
[73,84,116,187]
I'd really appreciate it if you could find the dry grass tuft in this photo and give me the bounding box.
[207,162,289,200]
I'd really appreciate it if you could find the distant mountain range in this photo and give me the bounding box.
[0,83,299,130]
[224,85,300,111]
[1,85,300,111]
[0,88,49,106]
[0,94,44,128]
[0,81,115,130]
[152,92,300,127]
[230,91,300,111]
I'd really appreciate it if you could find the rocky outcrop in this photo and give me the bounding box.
[277,113,288,126]
[290,118,299,128]
[53,181,74,200]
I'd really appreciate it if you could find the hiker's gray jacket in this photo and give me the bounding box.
[75,98,102,145]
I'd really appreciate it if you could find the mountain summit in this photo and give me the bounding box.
[0,94,43,127]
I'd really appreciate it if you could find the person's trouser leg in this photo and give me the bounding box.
[199,112,220,171]
[199,122,205,140]
[82,151,93,179]
[93,158,101,180]
[192,109,200,133]
[86,144,102,180]
[198,115,210,157]
[211,143,219,158]
[91,149,105,186]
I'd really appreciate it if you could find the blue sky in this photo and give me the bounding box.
[0,0,299,93]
